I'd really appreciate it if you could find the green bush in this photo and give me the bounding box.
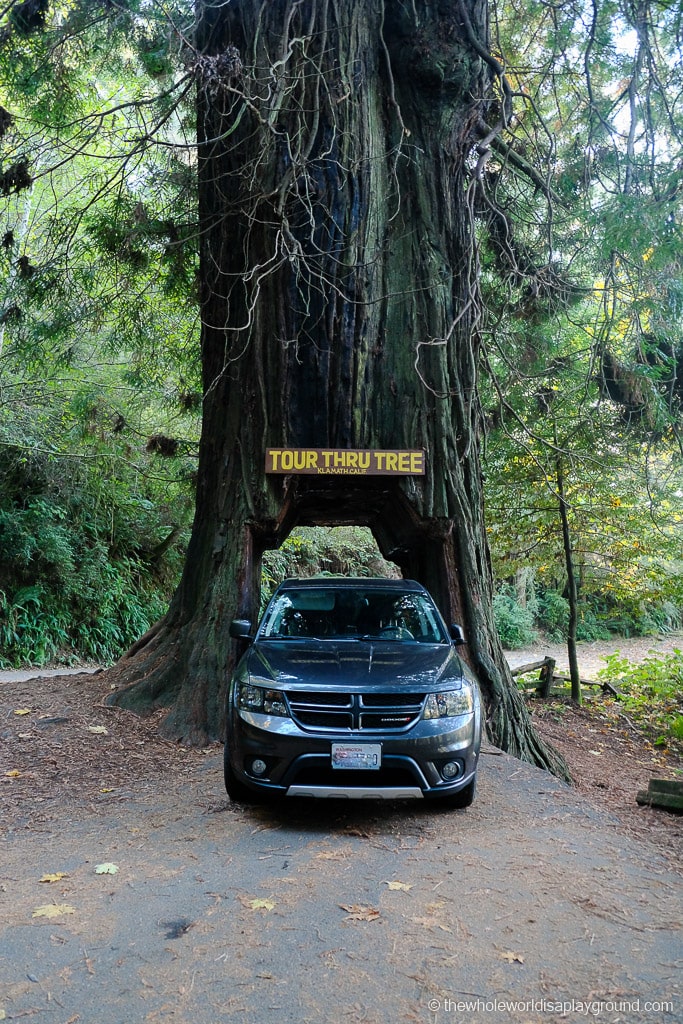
[575,607,612,641]
[536,590,569,641]
[597,650,683,749]
[0,430,189,667]
[0,585,68,665]
[580,588,682,639]
[493,589,537,649]
[261,527,398,608]
[598,603,682,638]
[0,563,169,668]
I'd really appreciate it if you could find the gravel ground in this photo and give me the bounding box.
[1,649,681,1024]
[1,674,681,1024]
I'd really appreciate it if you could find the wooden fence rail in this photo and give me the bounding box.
[510,657,619,697]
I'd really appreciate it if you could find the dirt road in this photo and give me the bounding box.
[1,651,681,1024]
[504,632,683,678]
[2,748,681,1023]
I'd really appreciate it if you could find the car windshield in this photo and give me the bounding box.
[258,586,449,643]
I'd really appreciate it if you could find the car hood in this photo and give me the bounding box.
[244,640,467,691]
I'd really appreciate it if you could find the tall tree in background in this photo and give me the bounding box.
[479,0,682,688]
[0,1,202,666]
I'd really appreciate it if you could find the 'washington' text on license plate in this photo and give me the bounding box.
[331,743,382,770]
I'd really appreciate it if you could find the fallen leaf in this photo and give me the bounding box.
[13,708,32,716]
[240,896,276,911]
[94,863,118,875]
[32,904,76,919]
[39,873,69,884]
[410,915,452,932]
[501,950,525,964]
[339,904,381,922]
[4,769,21,778]
[88,726,109,735]
[410,901,452,932]
[383,880,413,891]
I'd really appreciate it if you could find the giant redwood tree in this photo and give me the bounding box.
[100,0,566,775]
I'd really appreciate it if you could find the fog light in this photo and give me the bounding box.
[251,759,267,776]
[441,761,461,780]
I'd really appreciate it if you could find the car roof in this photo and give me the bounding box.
[276,577,426,592]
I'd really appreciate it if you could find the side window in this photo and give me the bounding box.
[423,604,447,642]
[403,596,446,642]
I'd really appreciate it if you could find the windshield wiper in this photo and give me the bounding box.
[266,634,325,642]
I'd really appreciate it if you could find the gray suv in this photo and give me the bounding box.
[225,578,482,807]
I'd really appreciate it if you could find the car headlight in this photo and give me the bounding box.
[237,683,289,717]
[423,685,474,719]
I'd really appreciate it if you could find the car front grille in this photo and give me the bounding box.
[285,692,425,732]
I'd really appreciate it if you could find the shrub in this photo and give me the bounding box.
[575,607,612,641]
[0,431,189,667]
[261,527,398,608]
[493,589,537,649]
[597,650,683,749]
[536,590,569,641]
[599,602,682,638]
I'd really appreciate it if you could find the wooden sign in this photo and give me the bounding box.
[265,448,425,476]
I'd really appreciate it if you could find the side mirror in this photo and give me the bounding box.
[450,623,466,646]
[229,619,253,640]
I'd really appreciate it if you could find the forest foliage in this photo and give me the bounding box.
[0,0,681,668]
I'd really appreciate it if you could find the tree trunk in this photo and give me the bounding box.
[107,0,568,778]
[556,455,582,704]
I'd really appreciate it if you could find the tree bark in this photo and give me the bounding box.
[107,0,568,778]
[556,454,582,704]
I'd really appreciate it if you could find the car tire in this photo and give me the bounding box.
[438,776,476,809]
[223,744,261,803]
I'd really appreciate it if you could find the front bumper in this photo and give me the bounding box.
[226,706,481,800]
[286,784,425,800]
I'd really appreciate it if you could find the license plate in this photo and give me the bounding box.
[331,743,382,770]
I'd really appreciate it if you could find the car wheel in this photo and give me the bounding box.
[223,744,260,803]
[438,776,476,809]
